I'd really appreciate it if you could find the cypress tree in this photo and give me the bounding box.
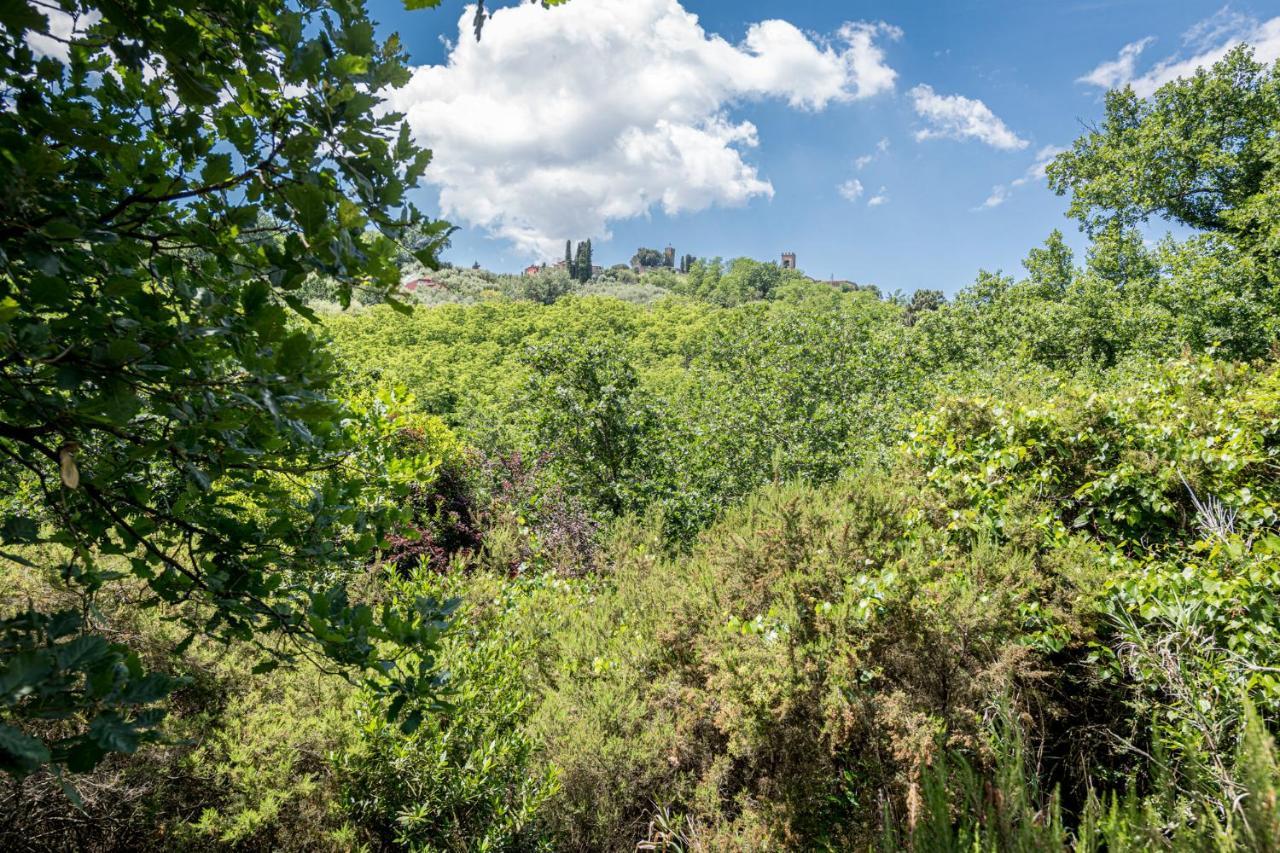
[565,239,575,279]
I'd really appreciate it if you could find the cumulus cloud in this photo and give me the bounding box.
[836,22,903,100]
[867,187,889,207]
[976,144,1066,210]
[387,0,901,257]
[908,84,1028,150]
[1080,13,1280,97]
[837,178,864,201]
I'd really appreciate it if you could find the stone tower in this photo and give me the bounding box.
[664,245,676,267]
[781,252,796,270]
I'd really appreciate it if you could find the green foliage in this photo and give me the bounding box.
[180,655,362,851]
[0,608,177,780]
[343,568,561,852]
[915,50,1280,368]
[884,710,1070,853]
[573,239,593,283]
[886,700,1280,852]
[670,289,919,499]
[301,54,1280,841]
[912,223,1277,369]
[525,470,1100,848]
[522,333,660,516]
[1049,44,1280,286]
[321,290,924,541]
[518,268,580,305]
[904,288,947,324]
[1049,45,1279,239]
[897,358,1280,844]
[673,257,808,306]
[0,0,459,777]
[3,2,1280,846]
[631,247,666,269]
[905,357,1280,549]
[507,354,1280,849]
[1023,228,1075,296]
[579,278,674,305]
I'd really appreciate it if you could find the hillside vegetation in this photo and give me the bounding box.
[1,0,1280,850]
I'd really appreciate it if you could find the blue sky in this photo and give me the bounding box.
[367,0,1280,295]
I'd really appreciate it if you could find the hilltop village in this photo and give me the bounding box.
[380,244,886,312]
[523,245,805,279]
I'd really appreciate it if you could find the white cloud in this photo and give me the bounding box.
[836,22,903,100]
[908,84,1028,150]
[388,0,902,257]
[1183,7,1254,51]
[26,6,101,62]
[1080,13,1280,97]
[976,144,1066,210]
[1077,37,1154,89]
[854,137,890,170]
[979,185,1011,210]
[867,187,888,207]
[837,178,864,201]
[1014,144,1067,186]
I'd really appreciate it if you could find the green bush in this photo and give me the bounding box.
[886,700,1280,852]
[177,660,362,852]
[0,560,366,852]
[498,354,1280,850]
[341,568,563,852]
[524,472,1101,849]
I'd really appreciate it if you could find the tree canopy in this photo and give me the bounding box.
[0,0,455,779]
[1048,44,1280,280]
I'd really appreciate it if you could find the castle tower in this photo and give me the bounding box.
[664,245,676,267]
[781,252,796,270]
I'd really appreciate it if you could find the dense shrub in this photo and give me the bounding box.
[341,568,565,852]
[500,355,1280,850]
[177,661,361,851]
[525,471,1104,849]
[7,309,1279,852]
[0,562,362,852]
